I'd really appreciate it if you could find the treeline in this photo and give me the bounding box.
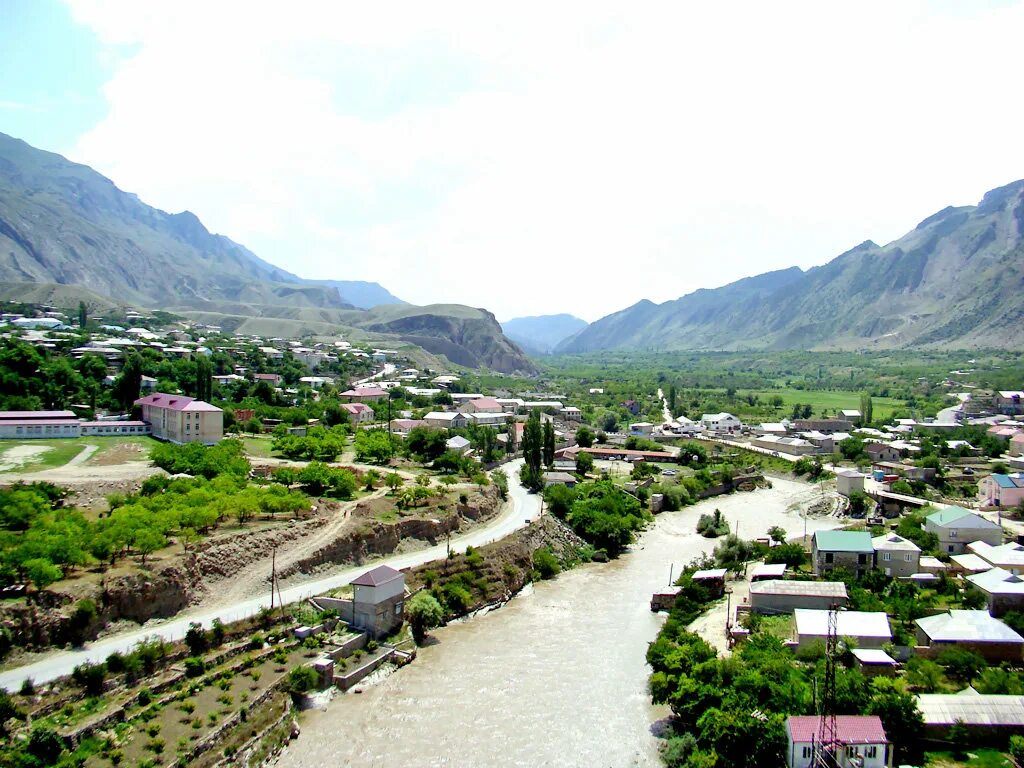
[543,480,651,558]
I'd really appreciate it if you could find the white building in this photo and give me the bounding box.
[699,412,742,433]
[785,715,889,768]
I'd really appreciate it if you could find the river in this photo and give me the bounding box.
[275,477,841,768]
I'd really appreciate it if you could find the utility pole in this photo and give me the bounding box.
[270,545,277,611]
[668,563,674,586]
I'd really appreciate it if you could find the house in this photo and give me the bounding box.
[967,540,1024,574]
[917,691,1024,741]
[458,397,503,414]
[871,533,921,578]
[915,610,1024,662]
[543,471,577,488]
[623,400,641,416]
[253,373,282,386]
[812,530,874,577]
[467,412,508,430]
[752,435,820,456]
[967,568,1024,616]
[996,391,1024,415]
[785,715,889,768]
[1011,433,1024,457]
[700,412,742,433]
[840,409,863,425]
[980,473,1024,509]
[925,506,1002,554]
[950,553,996,575]
[864,443,901,463]
[135,393,223,445]
[793,418,854,434]
[561,446,677,463]
[389,419,431,437]
[748,580,848,614]
[0,410,82,440]
[495,398,525,414]
[347,565,406,639]
[691,568,727,598]
[340,387,388,403]
[341,403,375,425]
[446,435,472,454]
[628,422,654,436]
[424,411,469,430]
[794,609,891,649]
[560,406,582,422]
[918,556,949,575]
[299,376,334,390]
[835,469,866,497]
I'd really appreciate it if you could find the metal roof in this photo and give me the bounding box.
[917,693,1024,727]
[951,553,994,573]
[351,565,403,587]
[795,609,891,639]
[749,580,848,599]
[750,563,788,579]
[692,568,727,580]
[813,530,873,553]
[851,648,898,665]
[871,533,921,552]
[927,506,1000,529]
[916,610,1024,643]
[786,715,887,744]
[968,568,1024,596]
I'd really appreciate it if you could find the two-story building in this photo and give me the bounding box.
[812,530,874,577]
[925,506,1002,555]
[980,473,1024,509]
[700,412,742,433]
[872,533,921,578]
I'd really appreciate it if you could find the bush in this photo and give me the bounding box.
[407,591,445,644]
[184,657,206,678]
[72,661,107,696]
[532,548,560,579]
[287,665,319,696]
[696,509,730,538]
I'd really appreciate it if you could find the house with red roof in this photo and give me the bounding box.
[340,387,388,403]
[135,393,223,445]
[458,396,503,414]
[340,402,375,425]
[785,715,889,768]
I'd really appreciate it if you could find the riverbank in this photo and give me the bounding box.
[273,476,842,768]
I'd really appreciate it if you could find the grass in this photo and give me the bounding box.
[926,748,1011,768]
[241,436,277,459]
[0,436,157,474]
[743,388,907,421]
[757,614,793,640]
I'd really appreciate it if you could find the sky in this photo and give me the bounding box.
[2,1,1024,322]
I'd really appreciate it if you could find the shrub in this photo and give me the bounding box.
[184,657,206,678]
[287,665,319,696]
[137,687,152,706]
[532,548,560,579]
[19,678,34,696]
[72,661,107,696]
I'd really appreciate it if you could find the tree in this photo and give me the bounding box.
[78,300,88,329]
[114,352,143,410]
[576,425,595,448]
[767,526,787,545]
[287,665,319,697]
[542,420,555,467]
[905,657,943,692]
[575,450,595,476]
[134,528,166,564]
[867,689,924,763]
[520,410,544,491]
[860,393,874,425]
[195,354,213,402]
[384,473,404,493]
[406,427,447,462]
[24,558,62,592]
[407,591,444,644]
[839,436,865,461]
[938,647,986,684]
[668,385,677,414]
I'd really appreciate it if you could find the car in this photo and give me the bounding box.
[963,467,975,475]
[661,469,677,476]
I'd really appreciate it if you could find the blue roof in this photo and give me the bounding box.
[992,474,1024,489]
[813,530,873,553]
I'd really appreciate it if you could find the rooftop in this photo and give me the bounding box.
[871,533,922,552]
[968,541,1024,568]
[750,563,788,579]
[927,505,1000,529]
[813,530,873,553]
[795,609,891,639]
[851,648,898,666]
[786,715,887,744]
[351,564,403,587]
[917,692,1024,727]
[951,553,995,573]
[967,567,1024,596]
[916,610,1024,643]
[749,580,848,599]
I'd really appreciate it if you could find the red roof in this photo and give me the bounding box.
[135,393,220,412]
[341,403,373,414]
[351,565,403,587]
[253,373,281,381]
[786,716,887,745]
[469,397,500,409]
[0,410,77,421]
[341,387,387,398]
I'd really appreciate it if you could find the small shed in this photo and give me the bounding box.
[750,563,788,582]
[851,648,899,677]
[650,585,681,612]
[918,556,949,574]
[691,568,727,598]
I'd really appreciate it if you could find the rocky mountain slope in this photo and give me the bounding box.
[558,180,1024,352]
[0,132,535,373]
[501,313,588,355]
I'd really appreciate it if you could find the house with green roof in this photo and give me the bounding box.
[925,505,1002,555]
[812,530,874,578]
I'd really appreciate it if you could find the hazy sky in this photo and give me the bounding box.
[3,1,1024,321]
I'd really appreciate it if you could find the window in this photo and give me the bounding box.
[858,554,868,565]
[904,553,913,562]
[802,746,812,759]
[825,553,834,564]
[394,602,403,616]
[950,529,958,538]
[866,746,877,758]
[883,552,891,561]
[948,545,955,553]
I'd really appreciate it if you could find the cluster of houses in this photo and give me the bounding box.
[721,504,1024,764]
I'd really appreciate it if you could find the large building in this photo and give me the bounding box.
[0,410,82,439]
[135,393,223,445]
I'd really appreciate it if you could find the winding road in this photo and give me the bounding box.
[0,460,539,690]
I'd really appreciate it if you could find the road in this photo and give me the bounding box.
[354,363,396,386]
[656,388,672,423]
[0,459,539,690]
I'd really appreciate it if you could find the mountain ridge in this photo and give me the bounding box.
[557,180,1024,353]
[501,313,588,355]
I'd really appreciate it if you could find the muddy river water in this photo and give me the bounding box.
[275,477,840,768]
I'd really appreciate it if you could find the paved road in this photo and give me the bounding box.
[0,460,538,690]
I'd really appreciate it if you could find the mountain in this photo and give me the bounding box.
[557,180,1024,353]
[501,314,588,355]
[0,132,535,373]
[305,279,406,309]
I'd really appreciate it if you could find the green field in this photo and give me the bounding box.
[744,389,907,420]
[0,436,156,474]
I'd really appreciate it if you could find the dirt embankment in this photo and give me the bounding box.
[0,486,503,652]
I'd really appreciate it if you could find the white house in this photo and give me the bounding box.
[785,715,889,768]
[699,412,742,433]
[446,435,472,454]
